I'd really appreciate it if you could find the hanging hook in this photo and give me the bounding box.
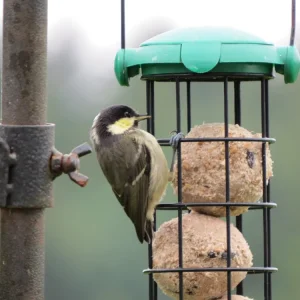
[290,0,296,46]
[121,0,126,49]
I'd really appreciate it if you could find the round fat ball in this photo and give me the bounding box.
[152,212,253,300]
[172,123,273,217]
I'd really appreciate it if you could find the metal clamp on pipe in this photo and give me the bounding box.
[0,123,55,208]
[0,123,93,208]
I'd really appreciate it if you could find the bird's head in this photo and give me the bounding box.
[92,105,151,138]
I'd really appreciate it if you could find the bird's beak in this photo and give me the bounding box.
[135,115,151,122]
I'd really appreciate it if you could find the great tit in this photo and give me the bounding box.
[90,104,173,244]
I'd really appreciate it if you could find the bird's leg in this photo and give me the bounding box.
[168,131,185,181]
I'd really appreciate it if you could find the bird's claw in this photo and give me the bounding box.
[169,131,185,150]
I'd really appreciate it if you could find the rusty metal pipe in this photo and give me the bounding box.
[1,0,48,299]
[0,209,45,300]
[2,0,48,125]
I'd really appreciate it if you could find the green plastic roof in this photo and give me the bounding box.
[141,27,271,45]
[114,26,300,86]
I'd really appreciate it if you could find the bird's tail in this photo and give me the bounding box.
[144,219,153,244]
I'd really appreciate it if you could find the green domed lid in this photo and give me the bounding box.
[141,27,270,46]
[114,26,300,86]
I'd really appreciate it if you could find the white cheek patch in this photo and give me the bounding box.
[107,117,135,135]
[107,123,128,135]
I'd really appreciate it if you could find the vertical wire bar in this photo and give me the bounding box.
[234,80,243,296]
[146,81,151,133]
[261,79,269,300]
[146,80,154,300]
[224,77,232,300]
[186,81,191,132]
[176,79,184,300]
[265,81,272,299]
[150,80,158,299]
[153,209,158,300]
[176,80,182,132]
[121,0,125,49]
[233,81,241,129]
[150,81,155,135]
[186,81,192,214]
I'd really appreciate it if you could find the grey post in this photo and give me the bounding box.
[1,0,48,299]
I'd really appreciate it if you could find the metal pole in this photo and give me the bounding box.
[1,0,48,299]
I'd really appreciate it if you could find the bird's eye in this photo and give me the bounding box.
[124,112,130,117]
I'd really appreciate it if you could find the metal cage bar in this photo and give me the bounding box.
[265,81,272,299]
[234,80,244,296]
[261,78,271,300]
[186,81,192,132]
[144,74,276,300]
[146,80,158,300]
[175,80,184,300]
[150,81,158,299]
[224,77,232,300]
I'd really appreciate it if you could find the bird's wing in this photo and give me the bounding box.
[98,136,151,243]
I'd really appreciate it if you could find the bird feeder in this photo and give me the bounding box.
[114,1,300,300]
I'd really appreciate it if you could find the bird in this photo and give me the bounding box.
[90,104,184,244]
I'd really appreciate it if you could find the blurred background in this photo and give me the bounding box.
[1,0,300,299]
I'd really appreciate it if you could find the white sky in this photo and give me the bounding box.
[45,0,299,47]
[0,0,297,48]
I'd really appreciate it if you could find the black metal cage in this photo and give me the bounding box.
[115,1,299,299]
[143,76,277,300]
